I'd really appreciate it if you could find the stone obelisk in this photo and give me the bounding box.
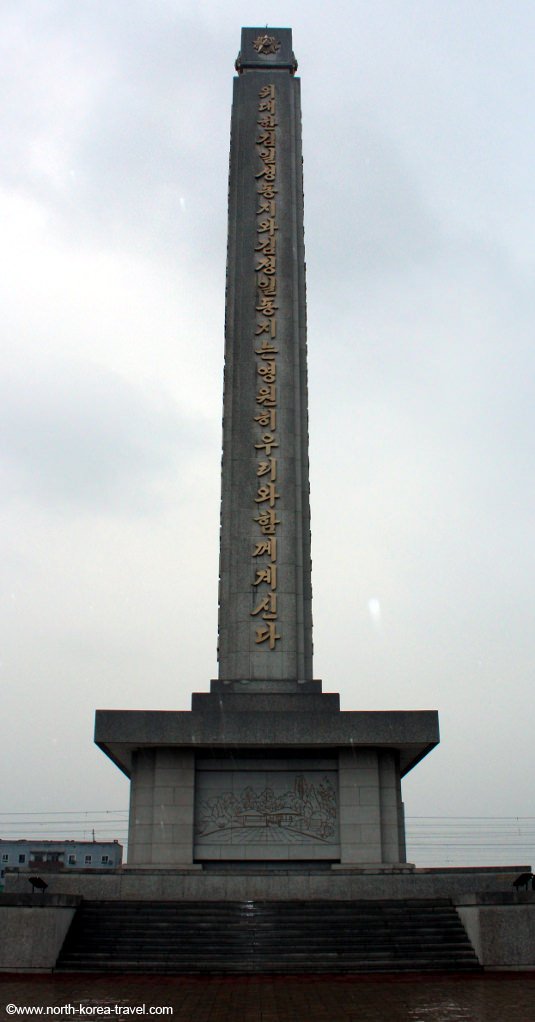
[95,28,439,872]
[218,28,312,684]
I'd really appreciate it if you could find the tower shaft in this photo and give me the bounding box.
[218,28,313,684]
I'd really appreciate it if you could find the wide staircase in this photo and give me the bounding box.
[55,898,481,973]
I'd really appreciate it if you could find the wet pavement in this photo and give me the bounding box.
[1,973,535,1022]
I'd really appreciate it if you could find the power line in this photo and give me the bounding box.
[0,810,127,816]
[1,813,533,868]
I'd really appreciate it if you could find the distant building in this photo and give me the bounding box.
[0,839,123,886]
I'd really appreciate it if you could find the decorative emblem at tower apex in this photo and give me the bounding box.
[253,34,281,55]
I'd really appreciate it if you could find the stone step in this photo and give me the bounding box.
[56,898,481,974]
[59,951,479,967]
[58,958,480,974]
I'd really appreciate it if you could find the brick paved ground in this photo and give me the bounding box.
[1,973,534,1022]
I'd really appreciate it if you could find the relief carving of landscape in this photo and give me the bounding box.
[196,772,338,845]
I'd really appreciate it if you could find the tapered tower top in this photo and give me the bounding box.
[235,28,297,74]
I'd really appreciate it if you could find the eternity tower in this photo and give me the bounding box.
[218,29,312,684]
[96,29,438,871]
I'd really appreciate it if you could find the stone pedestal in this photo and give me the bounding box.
[95,684,438,869]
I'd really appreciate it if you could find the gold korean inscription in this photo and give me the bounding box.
[251,82,281,650]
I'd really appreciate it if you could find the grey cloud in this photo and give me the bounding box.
[0,6,230,259]
[305,107,442,292]
[0,361,203,513]
[3,1,535,848]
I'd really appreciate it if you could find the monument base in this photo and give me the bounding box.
[95,682,439,870]
[4,866,529,903]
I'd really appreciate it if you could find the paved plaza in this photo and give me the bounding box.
[1,973,535,1022]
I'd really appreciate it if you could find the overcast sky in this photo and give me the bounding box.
[2,1,535,866]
